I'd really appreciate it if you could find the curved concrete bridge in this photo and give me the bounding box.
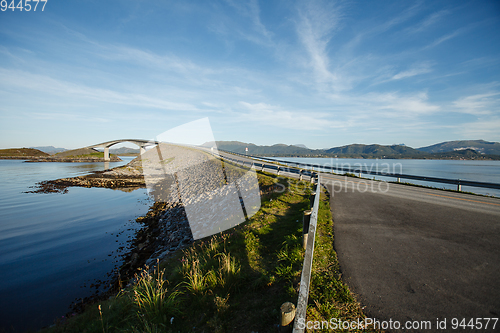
[87,139,159,161]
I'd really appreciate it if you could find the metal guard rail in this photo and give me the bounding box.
[219,149,500,191]
[293,175,320,332]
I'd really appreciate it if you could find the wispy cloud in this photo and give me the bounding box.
[225,0,271,39]
[392,62,433,80]
[358,91,441,117]
[406,10,449,34]
[0,68,201,112]
[423,27,465,49]
[238,101,342,130]
[452,92,500,115]
[30,112,111,123]
[295,0,343,92]
[459,117,500,140]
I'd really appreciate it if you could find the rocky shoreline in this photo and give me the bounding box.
[71,198,195,314]
[32,148,212,314]
[28,164,145,193]
[33,144,257,318]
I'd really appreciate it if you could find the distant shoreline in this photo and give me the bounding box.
[0,156,122,162]
[246,154,500,161]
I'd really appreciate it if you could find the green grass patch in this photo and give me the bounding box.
[305,188,381,332]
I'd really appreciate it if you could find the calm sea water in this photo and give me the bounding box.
[275,157,500,198]
[0,158,151,332]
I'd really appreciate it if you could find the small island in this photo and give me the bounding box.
[0,147,121,162]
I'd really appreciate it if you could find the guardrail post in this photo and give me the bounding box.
[397,177,401,183]
[310,174,315,184]
[277,166,280,176]
[457,180,461,192]
[299,170,303,181]
[309,192,316,209]
[302,210,312,249]
[262,164,265,172]
[280,302,296,332]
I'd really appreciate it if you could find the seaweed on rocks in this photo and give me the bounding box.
[26,169,145,194]
[69,199,194,315]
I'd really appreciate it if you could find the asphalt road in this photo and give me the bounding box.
[323,173,500,332]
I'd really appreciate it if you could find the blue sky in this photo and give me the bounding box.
[1,0,499,149]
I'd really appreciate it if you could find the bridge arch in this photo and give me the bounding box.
[87,139,159,161]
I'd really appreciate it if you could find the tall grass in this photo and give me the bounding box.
[131,263,181,321]
[180,237,242,295]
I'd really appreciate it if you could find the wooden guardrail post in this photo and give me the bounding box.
[299,170,303,181]
[277,166,280,176]
[280,302,296,332]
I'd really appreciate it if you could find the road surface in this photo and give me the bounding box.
[323,173,500,331]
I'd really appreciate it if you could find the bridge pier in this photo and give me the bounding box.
[104,147,110,161]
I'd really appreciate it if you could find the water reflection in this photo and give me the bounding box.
[0,158,149,331]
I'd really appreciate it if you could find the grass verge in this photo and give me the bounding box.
[305,187,381,332]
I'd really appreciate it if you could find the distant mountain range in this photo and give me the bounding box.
[31,146,67,154]
[417,140,500,155]
[204,140,500,160]
[109,147,140,155]
[29,140,500,160]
